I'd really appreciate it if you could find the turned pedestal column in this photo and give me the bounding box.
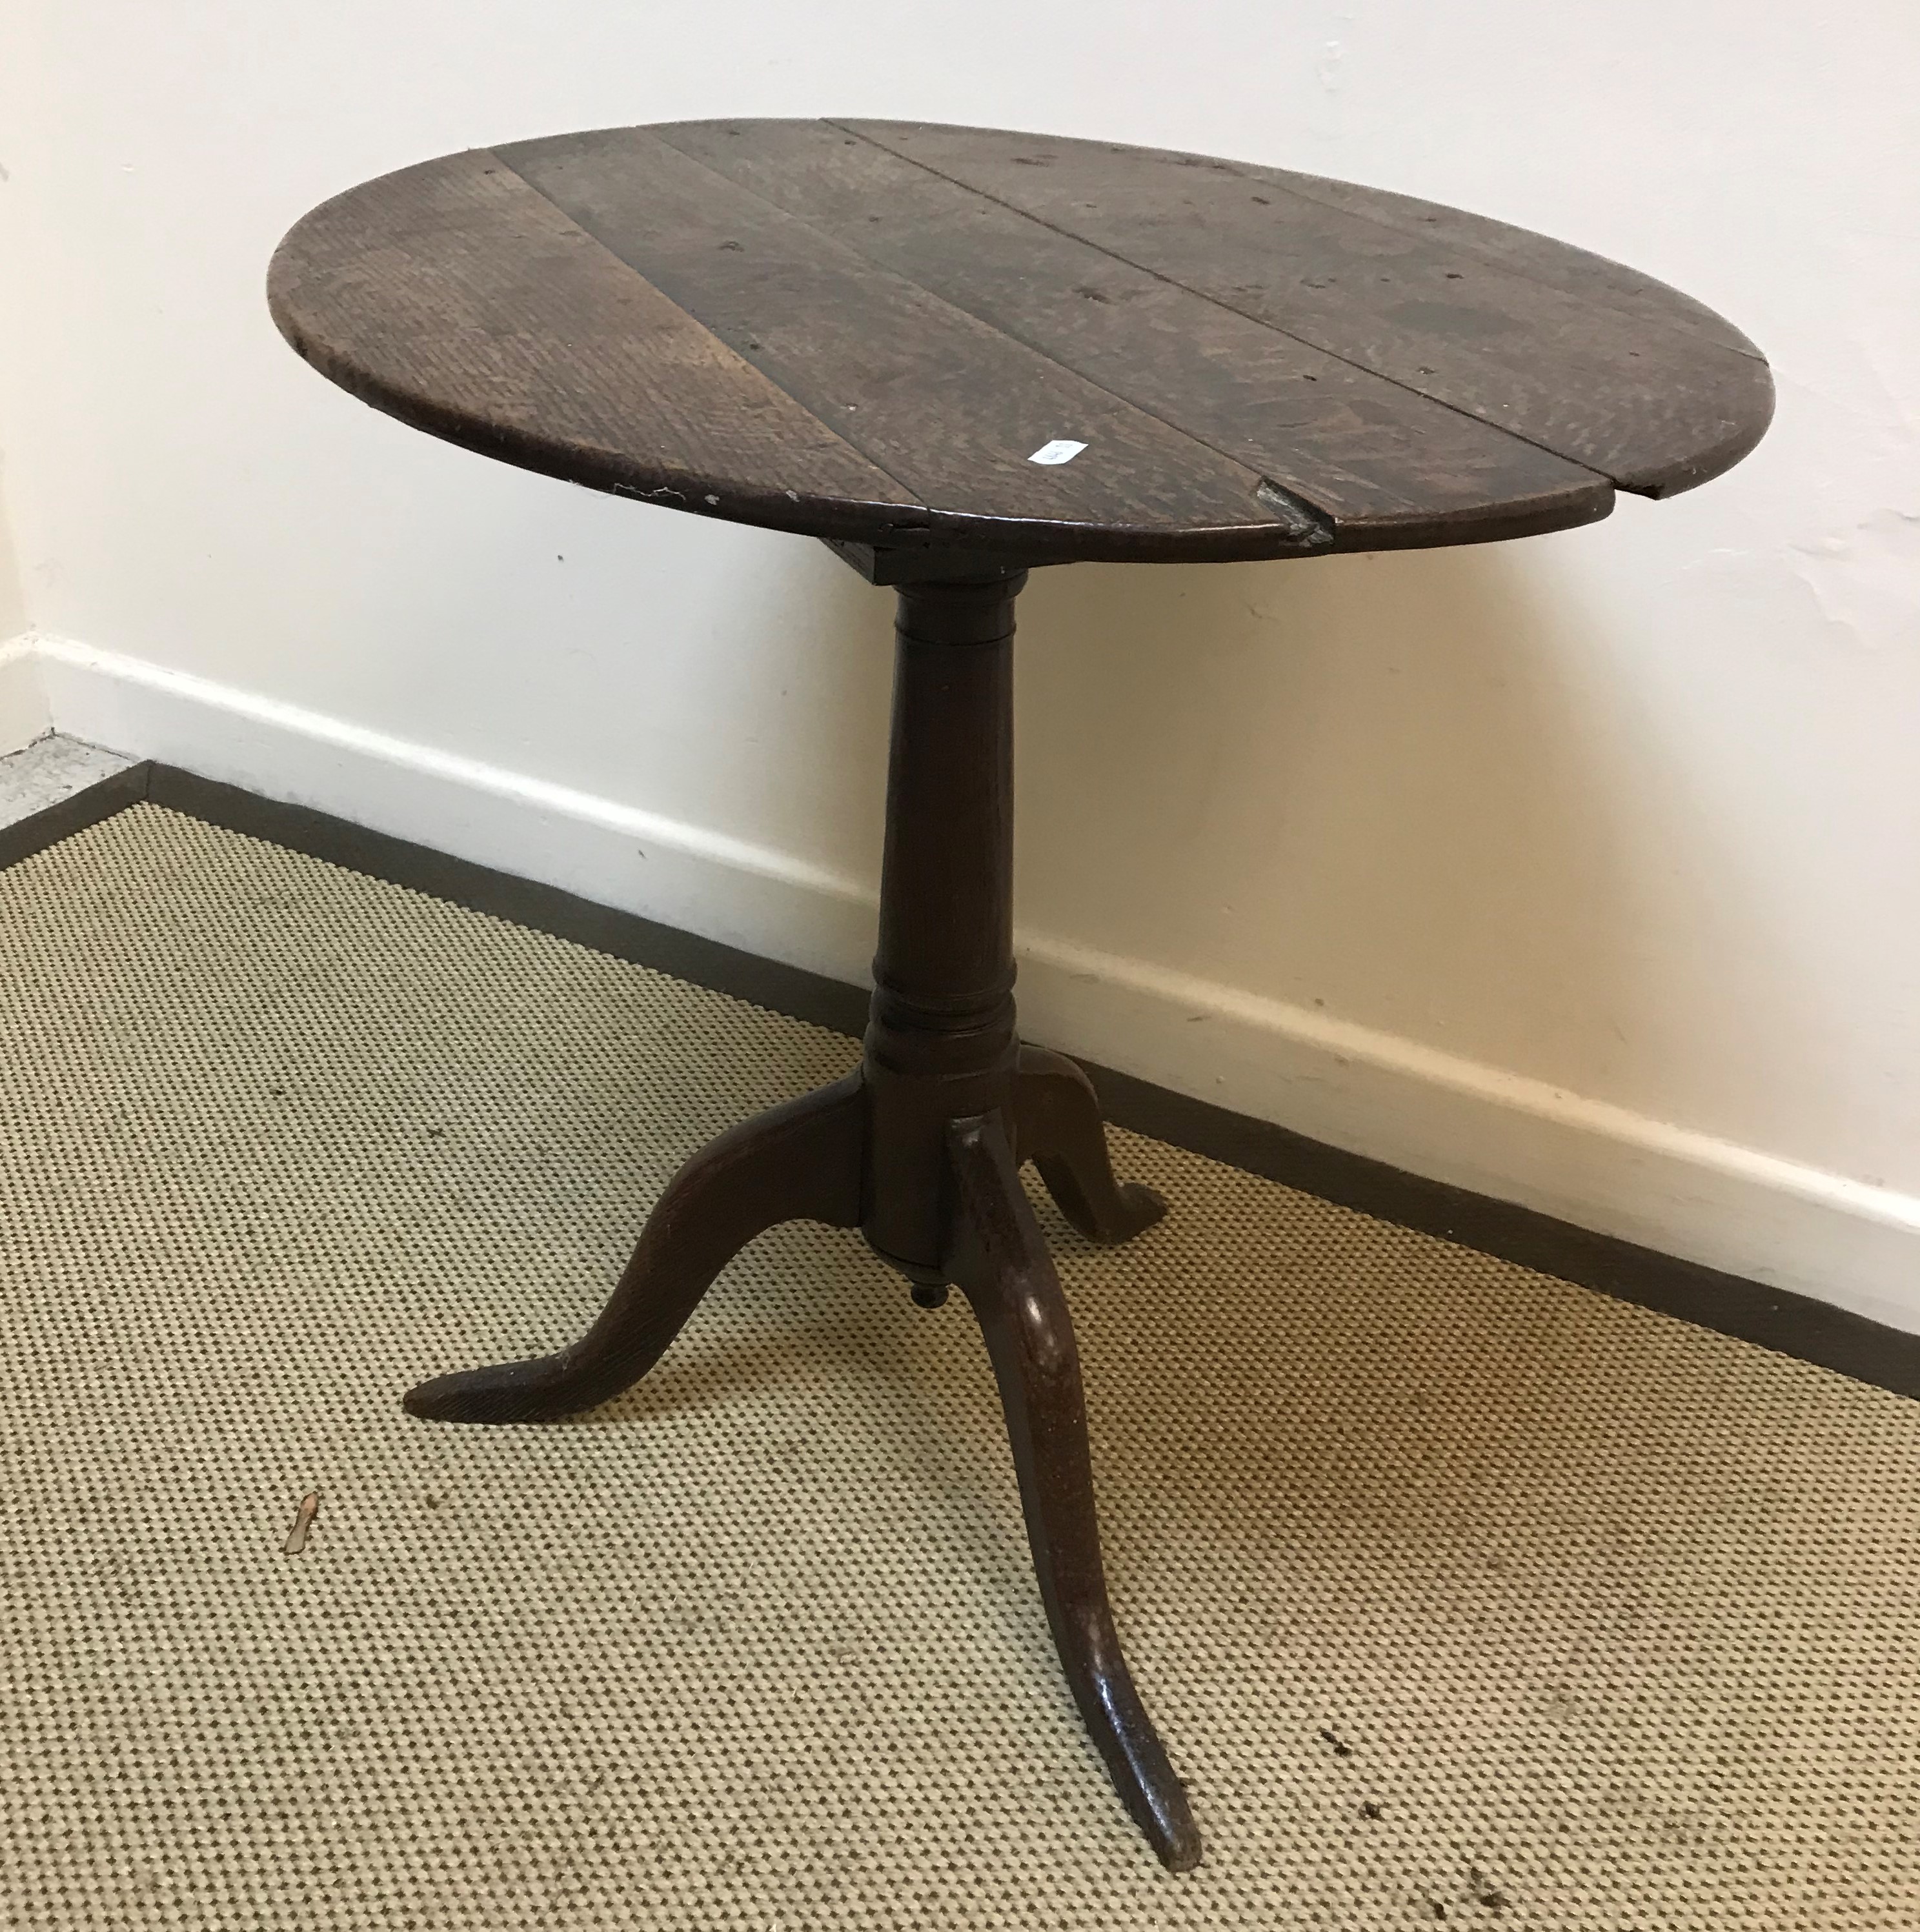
[405,570,1197,1866]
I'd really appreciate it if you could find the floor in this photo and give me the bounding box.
[3,802,1917,1929]
[0,733,137,832]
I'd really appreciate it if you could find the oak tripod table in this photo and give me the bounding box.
[268,119,1772,1868]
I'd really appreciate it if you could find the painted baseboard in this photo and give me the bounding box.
[19,629,1920,1336]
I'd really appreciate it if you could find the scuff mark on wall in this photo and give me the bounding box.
[1784,508,1920,650]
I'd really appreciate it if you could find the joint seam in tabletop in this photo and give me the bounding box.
[460,145,960,545]
[647,121,1615,548]
[1256,185,1764,365]
[641,122,1360,539]
[270,154,937,545]
[490,135,1327,554]
[1191,154,1766,365]
[827,120,1699,498]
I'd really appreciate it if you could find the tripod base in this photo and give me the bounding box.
[404,1048,1197,1869]
[406,567,1200,1869]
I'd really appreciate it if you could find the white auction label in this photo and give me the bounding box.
[1028,439,1088,466]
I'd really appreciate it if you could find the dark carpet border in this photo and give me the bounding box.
[5,760,1914,1401]
[0,761,154,871]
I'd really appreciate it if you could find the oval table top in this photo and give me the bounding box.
[269,119,1773,566]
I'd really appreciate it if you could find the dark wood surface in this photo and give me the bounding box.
[945,1109,1199,1869]
[265,128,1777,1868]
[399,574,1202,1864]
[270,119,1772,565]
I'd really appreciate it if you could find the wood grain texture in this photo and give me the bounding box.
[1240,165,1766,362]
[652,119,1612,551]
[270,119,1772,563]
[268,155,922,541]
[494,128,1315,559]
[844,121,1774,498]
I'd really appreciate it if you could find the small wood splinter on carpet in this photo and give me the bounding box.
[283,1491,320,1556]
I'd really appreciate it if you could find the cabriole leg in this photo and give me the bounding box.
[1013,1043,1167,1244]
[945,1111,1201,1871]
[405,1073,864,1424]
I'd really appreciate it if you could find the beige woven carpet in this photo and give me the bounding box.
[4,803,1919,1930]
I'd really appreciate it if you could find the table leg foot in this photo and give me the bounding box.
[403,1072,865,1424]
[945,1112,1202,1871]
[1014,1044,1168,1246]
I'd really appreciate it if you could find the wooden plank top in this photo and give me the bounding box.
[268,120,1773,565]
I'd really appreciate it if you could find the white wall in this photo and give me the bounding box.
[0,447,25,645]
[3,3,1917,1323]
[0,500,38,745]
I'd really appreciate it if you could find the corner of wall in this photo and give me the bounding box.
[0,442,30,638]
[0,634,51,753]
[0,453,46,749]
